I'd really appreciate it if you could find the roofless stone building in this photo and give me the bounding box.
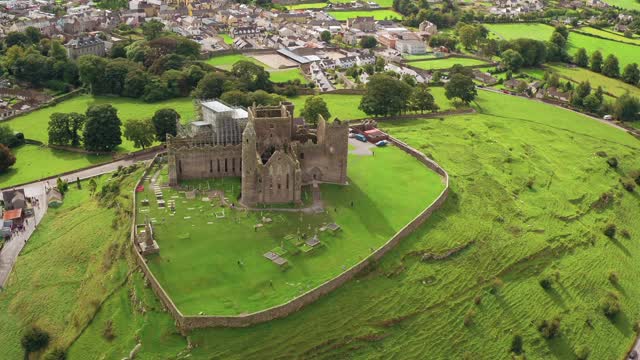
[166,100,349,206]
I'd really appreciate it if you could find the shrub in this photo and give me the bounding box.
[473,295,482,305]
[600,292,621,317]
[45,348,67,360]
[510,334,524,355]
[604,224,616,238]
[609,271,619,285]
[537,316,561,339]
[21,326,50,353]
[575,345,590,360]
[102,319,116,341]
[539,276,552,290]
[463,308,476,327]
[622,180,635,192]
[489,277,504,294]
[607,157,618,168]
[621,229,631,239]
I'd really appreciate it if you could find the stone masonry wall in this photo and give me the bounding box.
[131,135,450,331]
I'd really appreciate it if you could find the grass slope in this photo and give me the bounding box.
[575,27,640,46]
[602,0,640,10]
[327,9,403,21]
[485,23,640,68]
[548,64,640,98]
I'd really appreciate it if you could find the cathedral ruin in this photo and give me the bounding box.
[166,100,349,206]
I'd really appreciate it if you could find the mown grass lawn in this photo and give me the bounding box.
[548,64,640,98]
[327,9,403,21]
[0,95,196,188]
[142,145,445,315]
[219,33,234,45]
[0,145,110,188]
[409,57,489,70]
[485,23,640,68]
[285,2,327,9]
[288,87,455,120]
[268,68,308,83]
[603,0,640,10]
[205,53,269,70]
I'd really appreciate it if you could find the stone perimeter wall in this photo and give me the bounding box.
[131,134,450,331]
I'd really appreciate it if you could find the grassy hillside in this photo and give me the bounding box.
[548,64,640,98]
[4,91,640,359]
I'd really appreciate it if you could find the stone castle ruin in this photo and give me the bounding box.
[166,100,348,206]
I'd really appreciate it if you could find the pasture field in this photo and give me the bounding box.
[0,145,110,188]
[409,57,489,70]
[141,145,445,315]
[485,23,640,67]
[548,64,640,98]
[285,2,327,9]
[205,53,269,70]
[0,95,196,188]
[288,87,454,120]
[268,68,308,83]
[602,0,640,10]
[3,91,640,359]
[327,9,403,21]
[575,27,640,46]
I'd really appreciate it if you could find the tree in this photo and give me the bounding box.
[83,104,122,152]
[151,109,179,141]
[510,334,524,355]
[25,26,42,44]
[0,124,22,147]
[21,327,50,354]
[622,63,640,85]
[231,61,271,92]
[104,58,140,95]
[445,74,477,104]
[124,119,155,149]
[458,24,480,49]
[614,94,640,121]
[0,144,16,173]
[570,81,591,107]
[505,39,547,67]
[550,31,567,49]
[583,93,602,113]
[123,69,150,98]
[56,177,68,195]
[359,36,377,49]
[359,74,412,116]
[500,49,524,72]
[77,55,108,94]
[142,19,164,40]
[320,30,331,43]
[590,50,603,73]
[301,96,331,126]
[600,292,621,318]
[410,83,439,113]
[192,72,227,99]
[601,54,620,78]
[5,32,30,47]
[574,48,588,67]
[220,90,251,107]
[142,77,171,103]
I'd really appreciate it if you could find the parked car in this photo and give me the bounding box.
[603,114,613,121]
[375,140,388,147]
[354,134,367,142]
[629,350,638,359]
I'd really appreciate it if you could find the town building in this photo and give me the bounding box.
[64,35,106,60]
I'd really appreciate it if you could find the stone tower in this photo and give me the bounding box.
[241,120,258,206]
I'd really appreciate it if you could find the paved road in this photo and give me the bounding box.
[0,149,160,288]
[348,138,376,156]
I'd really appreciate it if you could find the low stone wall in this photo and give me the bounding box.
[131,135,450,331]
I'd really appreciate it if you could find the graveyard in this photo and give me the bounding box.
[135,144,446,315]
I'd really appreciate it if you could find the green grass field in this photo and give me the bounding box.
[285,2,327,9]
[268,68,308,83]
[409,57,489,70]
[3,90,640,359]
[288,87,454,120]
[575,27,640,46]
[141,146,445,315]
[602,0,640,10]
[219,33,234,45]
[0,145,110,188]
[205,54,269,70]
[548,64,640,98]
[0,95,196,188]
[485,23,640,68]
[327,9,403,21]
[403,54,438,61]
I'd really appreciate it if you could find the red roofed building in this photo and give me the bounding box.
[3,208,22,221]
[364,129,388,143]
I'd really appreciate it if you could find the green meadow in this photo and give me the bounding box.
[0,95,196,188]
[409,57,489,70]
[285,2,327,9]
[548,64,640,98]
[268,68,308,83]
[205,54,306,83]
[2,90,640,358]
[327,9,403,21]
[603,0,640,10]
[485,23,640,68]
[575,27,640,46]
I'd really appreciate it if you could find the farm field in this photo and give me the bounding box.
[485,23,640,68]
[288,87,454,120]
[142,146,445,315]
[602,0,640,10]
[409,57,489,70]
[0,145,109,188]
[548,64,640,98]
[285,2,327,9]
[574,27,640,46]
[327,9,403,21]
[0,95,196,188]
[2,90,640,358]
